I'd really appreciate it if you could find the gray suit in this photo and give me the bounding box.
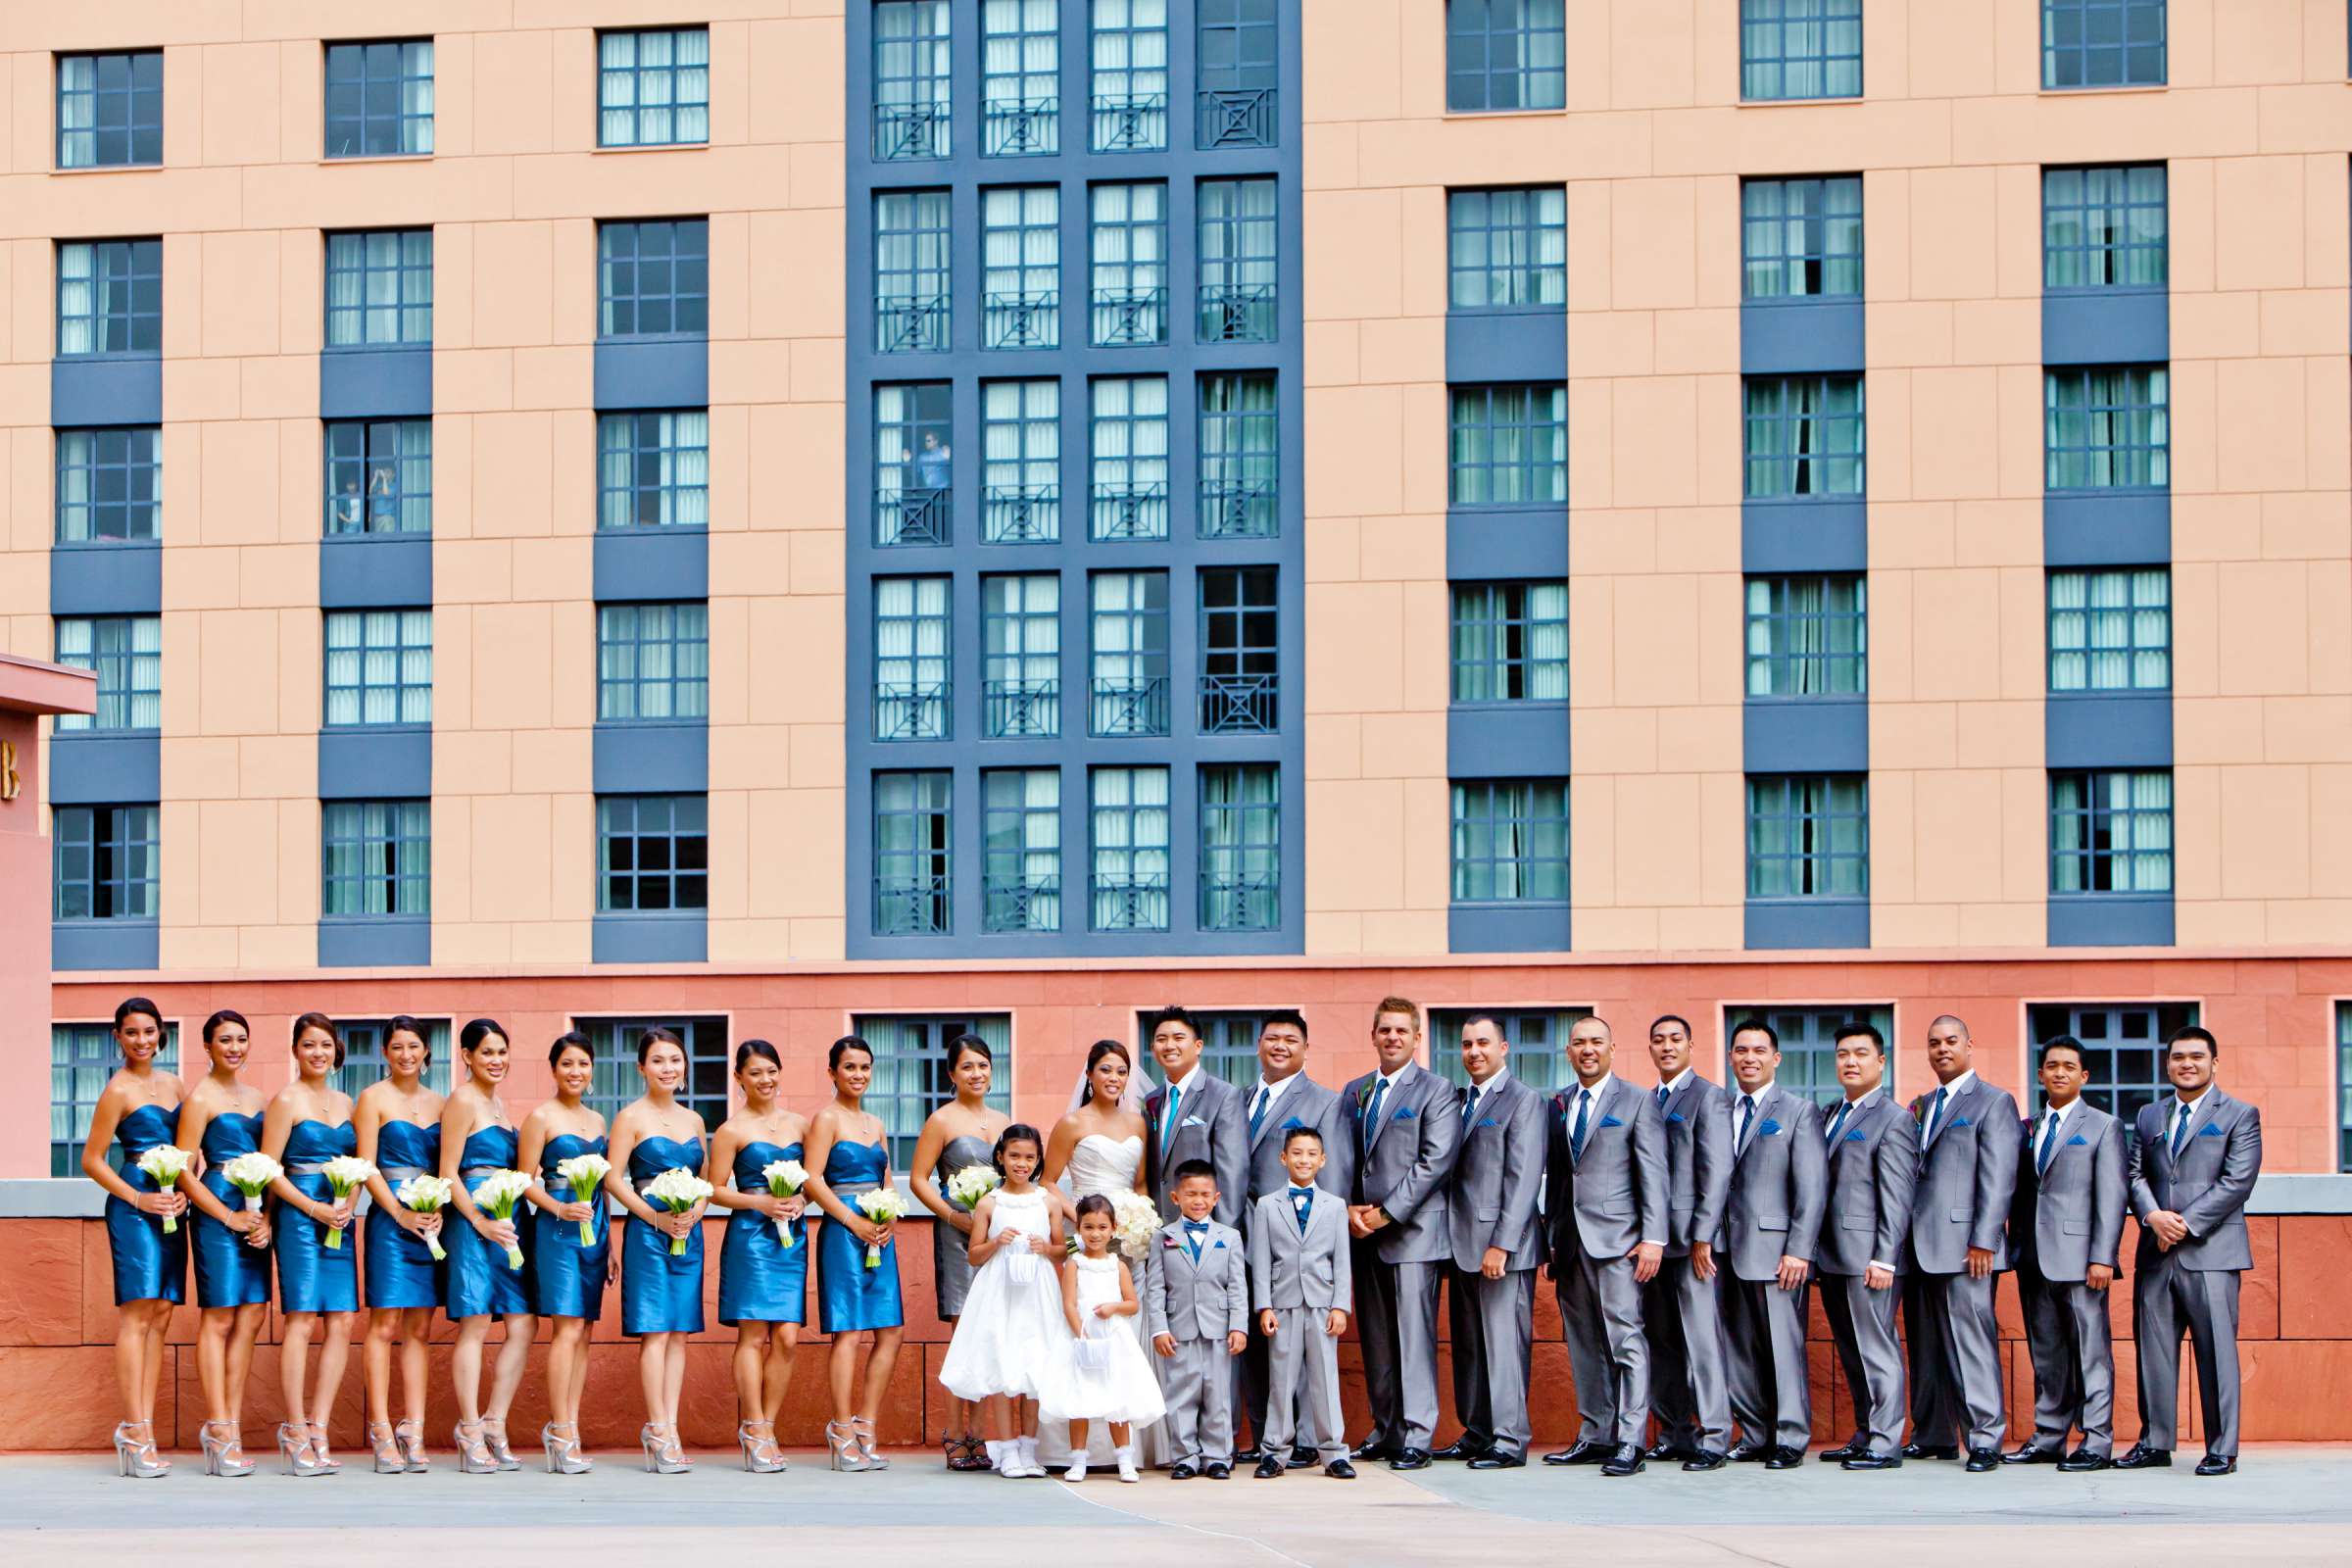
[1901,1073,2021,1454]
[2129,1088,2262,1458]
[1250,1186,1352,1463]
[1444,1073,1546,1455]
[1237,1072,1351,1449]
[1543,1076,1669,1448]
[1642,1071,1735,1454]
[2013,1100,2128,1457]
[1143,1217,1250,1466]
[1816,1090,1918,1458]
[1721,1082,1827,1450]
[1341,1063,1462,1452]
[1145,1071,1250,1229]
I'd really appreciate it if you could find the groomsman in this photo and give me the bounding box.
[1901,1014,2021,1472]
[1719,1019,1825,1469]
[2007,1035,2128,1471]
[1540,1016,1667,1477]
[1434,1015,1545,1469]
[1640,1013,1735,1468]
[2118,1025,2263,1477]
[1813,1020,1917,1472]
[1343,997,1462,1471]
[1143,1005,1250,1228]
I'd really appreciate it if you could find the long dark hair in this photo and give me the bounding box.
[1080,1039,1131,1105]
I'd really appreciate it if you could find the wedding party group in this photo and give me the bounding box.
[77,992,2261,1488]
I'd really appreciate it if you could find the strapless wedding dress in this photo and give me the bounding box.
[1040,1132,1165,1465]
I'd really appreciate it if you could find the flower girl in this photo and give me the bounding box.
[1042,1194,1165,1483]
[937,1124,1068,1479]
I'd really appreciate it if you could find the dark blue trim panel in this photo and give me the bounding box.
[1744,897,1869,951]
[318,726,431,801]
[50,542,162,615]
[47,734,159,806]
[53,920,159,971]
[51,357,162,426]
[1741,500,1868,573]
[594,338,710,412]
[1744,698,1867,774]
[2047,894,2173,948]
[592,721,709,794]
[1448,705,1568,779]
[318,915,431,968]
[319,534,433,610]
[593,913,709,964]
[1446,507,1570,580]
[1740,300,1865,374]
[2045,691,2171,769]
[318,348,433,419]
[1445,310,1566,383]
[1449,903,1570,955]
[593,527,710,602]
[2043,491,2169,567]
[2041,289,2167,368]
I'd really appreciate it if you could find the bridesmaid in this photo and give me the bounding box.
[710,1039,809,1473]
[909,1033,1008,1471]
[518,1030,611,1475]
[80,996,187,1477]
[175,1009,271,1477]
[804,1035,906,1472]
[604,1027,710,1474]
[262,1012,361,1477]
[439,1018,534,1474]
[355,1016,445,1473]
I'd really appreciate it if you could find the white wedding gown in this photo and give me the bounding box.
[1038,1133,1167,1466]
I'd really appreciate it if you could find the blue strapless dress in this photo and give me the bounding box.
[276,1119,359,1314]
[816,1140,903,1334]
[365,1119,444,1309]
[718,1140,808,1327]
[531,1133,611,1321]
[446,1125,531,1320]
[621,1137,707,1336]
[106,1103,188,1306]
[189,1109,270,1308]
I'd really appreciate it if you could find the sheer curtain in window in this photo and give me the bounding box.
[1015,770,1060,929]
[661,412,710,525]
[58,58,96,167]
[404,42,436,153]
[57,246,95,355]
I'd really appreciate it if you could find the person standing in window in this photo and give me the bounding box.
[910,1035,1010,1472]
[82,997,187,1478]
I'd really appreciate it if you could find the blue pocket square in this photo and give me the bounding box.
[2067,1133,2089,1147]
[1666,1111,1686,1124]
[1280,1116,1306,1131]
[1951,1116,1973,1129]
[1476,1117,1499,1129]
[1393,1106,1417,1120]
[1844,1129,1868,1143]
[1758,1119,1783,1137]
[1212,1238,1228,1249]
[1182,1114,1206,1128]
[2196,1122,2224,1138]
[1598,1114,1625,1129]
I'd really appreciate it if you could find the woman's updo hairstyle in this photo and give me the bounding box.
[385,1014,430,1059]
[114,996,163,1033]
[947,1033,992,1069]
[734,1038,783,1073]
[636,1025,684,1065]
[292,1010,346,1069]
[459,1018,508,1057]
[201,1008,250,1046]
[1080,1039,1131,1105]
[547,1029,592,1069]
[828,1035,874,1073]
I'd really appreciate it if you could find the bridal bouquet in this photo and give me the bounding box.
[855,1189,908,1267]
[1110,1191,1161,1261]
[394,1174,454,1260]
[945,1163,1000,1210]
[220,1152,281,1212]
[318,1155,377,1250]
[555,1152,612,1246]
[471,1168,534,1269]
[644,1168,714,1256]
[761,1158,808,1248]
[133,1146,194,1232]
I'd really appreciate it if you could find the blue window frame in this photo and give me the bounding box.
[1743,374,1864,498]
[578,1015,729,1123]
[597,794,709,911]
[599,220,709,337]
[1740,0,1863,101]
[2338,1003,2352,1171]
[323,39,434,159]
[57,240,160,356]
[1719,1005,1895,1108]
[1091,182,1169,346]
[1449,383,1567,507]
[1446,0,1567,113]
[321,800,431,917]
[984,0,1060,157]
[1450,582,1568,704]
[1742,176,1863,299]
[2044,165,2166,289]
[323,609,432,727]
[874,769,953,935]
[1200,763,1279,930]
[1091,376,1169,541]
[1198,177,1278,343]
[325,229,432,347]
[2028,1002,2195,1122]
[598,27,710,147]
[1197,0,1279,149]
[984,379,1061,543]
[982,186,1059,350]
[1746,773,1868,899]
[876,383,953,546]
[983,573,1060,739]
[1450,778,1568,903]
[324,419,431,535]
[2042,0,2166,89]
[52,1022,178,1176]
[1448,187,1566,310]
[53,616,161,733]
[874,576,952,742]
[2045,367,2167,491]
[1200,371,1279,538]
[57,51,162,169]
[1431,1007,1595,1094]
[598,411,710,528]
[876,190,952,353]
[1090,765,1170,931]
[1090,570,1169,737]
[333,1019,453,1101]
[874,1,954,160]
[1200,565,1278,735]
[984,768,1061,932]
[2050,568,2169,692]
[2050,769,2172,894]
[598,602,710,721]
[1091,0,1170,152]
[1745,575,1866,698]
[55,427,161,543]
[852,1014,1013,1166]
[54,804,159,921]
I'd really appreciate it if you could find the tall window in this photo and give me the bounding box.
[874,770,954,935]
[1448,187,1566,310]
[2042,0,2166,89]
[2045,367,2167,490]
[1746,774,1869,900]
[598,411,710,528]
[874,1,954,160]
[1745,575,1866,698]
[2028,1002,2197,1122]
[2051,769,2172,894]
[1200,566,1279,734]
[325,230,433,348]
[598,27,710,147]
[1450,582,1568,704]
[1446,0,1566,113]
[1723,1005,1895,1109]
[874,576,953,742]
[1743,374,1864,498]
[1200,371,1278,539]
[333,1019,453,1100]
[983,573,1060,738]
[875,190,952,353]
[57,240,161,356]
[55,428,161,543]
[53,616,161,733]
[324,39,434,159]
[579,1016,729,1124]
[1197,177,1278,342]
[2338,1003,2352,1171]
[851,1015,1013,1167]
[1200,763,1279,930]
[2050,568,2169,692]
[52,1021,178,1176]
[57,51,162,168]
[982,186,1059,349]
[2044,165,2165,290]
[1091,182,1168,346]
[1091,765,1171,931]
[1091,0,1170,152]
[1197,0,1279,149]
[1091,376,1169,541]
[983,0,1060,156]
[1451,779,1569,903]
[1740,0,1863,101]
[876,383,953,546]
[1090,571,1169,737]
[983,379,1061,543]
[323,610,432,727]
[1431,1006,1594,1095]
[323,419,431,535]
[597,794,710,912]
[984,768,1061,931]
[598,603,710,722]
[320,800,431,917]
[54,805,160,921]
[1742,176,1863,299]
[1449,384,1567,506]
[599,220,709,337]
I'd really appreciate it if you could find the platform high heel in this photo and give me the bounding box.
[737,1420,788,1473]
[454,1420,500,1475]
[826,1419,870,1472]
[481,1414,522,1471]
[199,1419,253,1478]
[394,1418,431,1473]
[275,1422,331,1478]
[114,1421,171,1479]
[542,1422,594,1475]
[368,1421,406,1474]
[852,1414,890,1471]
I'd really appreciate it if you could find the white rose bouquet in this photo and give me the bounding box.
[554,1152,612,1246]
[760,1159,808,1248]
[1110,1191,1161,1261]
[855,1189,909,1268]
[470,1168,534,1270]
[394,1174,454,1260]
[134,1146,194,1233]
[644,1168,714,1257]
[945,1164,1001,1210]
[220,1152,281,1212]
[318,1155,377,1250]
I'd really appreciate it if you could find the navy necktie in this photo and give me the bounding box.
[1460,1086,1479,1128]
[1737,1094,1756,1152]
[1824,1100,1850,1150]
[1289,1187,1313,1233]
[1250,1085,1271,1141]
[2036,1110,2060,1174]
[1362,1078,1389,1150]
[1921,1084,1948,1149]
[2171,1100,2194,1155]
[1655,1083,1670,1113]
[1570,1087,1592,1160]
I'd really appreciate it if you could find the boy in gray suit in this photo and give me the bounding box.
[1146,1158,1250,1478]
[1248,1128,1356,1479]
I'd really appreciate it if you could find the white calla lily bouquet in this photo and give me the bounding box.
[220,1152,281,1212]
[133,1146,194,1232]
[945,1163,1001,1210]
[555,1152,612,1246]
[760,1159,808,1248]
[644,1168,714,1256]
[318,1155,377,1250]
[855,1189,909,1267]
[395,1174,454,1260]
[470,1168,534,1269]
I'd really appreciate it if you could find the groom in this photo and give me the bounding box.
[1143,1005,1250,1229]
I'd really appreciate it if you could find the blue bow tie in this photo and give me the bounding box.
[1289,1187,1314,1200]
[1184,1220,1208,1232]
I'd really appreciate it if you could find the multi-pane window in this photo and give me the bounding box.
[983,768,1061,932]
[982,186,1059,350]
[2045,165,2166,290]
[323,39,434,159]
[983,0,1060,157]
[598,27,710,147]
[1450,779,1569,903]
[1450,582,1568,704]
[1431,1007,1595,1096]
[323,610,432,727]
[1092,377,1169,541]
[876,383,953,546]
[1740,0,1863,101]
[1446,0,1567,113]
[1091,765,1171,931]
[2042,0,2166,90]
[1745,575,1866,698]
[333,1019,453,1101]
[1197,0,1280,148]
[325,230,433,348]
[1091,182,1169,347]
[598,411,710,528]
[55,428,161,543]
[597,794,710,912]
[876,190,952,353]
[1200,372,1278,538]
[1449,384,1567,506]
[579,1016,729,1125]
[1447,188,1566,310]
[1200,763,1279,930]
[1200,566,1279,735]
[983,379,1061,543]
[2051,769,2172,894]
[983,574,1061,739]
[874,1,954,160]
[57,52,163,169]
[1090,571,1170,737]
[1091,0,1171,153]
[2045,367,2167,490]
[1198,177,1278,343]
[53,616,161,733]
[1742,176,1863,300]
[53,805,159,922]
[2050,568,2170,692]
[2338,1003,2352,1171]
[1743,374,1865,498]
[1723,1005,1896,1109]
[52,1022,178,1176]
[57,240,161,356]
[599,220,709,337]
[320,800,431,918]
[874,770,953,935]
[851,1014,1012,1168]
[2028,1002,2197,1123]
[1746,774,1869,899]
[323,419,431,535]
[874,576,953,742]
[598,603,710,722]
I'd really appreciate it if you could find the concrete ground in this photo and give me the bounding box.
[4,1446,2348,1566]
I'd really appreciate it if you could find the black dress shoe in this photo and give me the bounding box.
[1466,1450,1525,1471]
[1233,1446,1266,1465]
[1289,1445,1317,1468]
[1253,1456,1284,1479]
[2113,1444,2172,1470]
[1204,1461,1231,1480]
[1431,1438,1492,1461]
[1169,1461,1199,1480]
[2056,1447,2108,1472]
[1764,1446,1804,1470]
[1901,1443,1959,1461]
[1841,1452,1902,1471]
[2003,1444,2062,1465]
[1352,1433,1393,1461]
[1681,1450,1728,1472]
[1644,1440,1687,1463]
[1964,1449,2000,1473]
[1542,1440,1611,1466]
[2195,1454,2237,1477]
[1388,1448,1431,1471]
[1725,1442,1768,1463]
[1601,1444,1646,1477]
[1325,1458,1356,1479]
[1819,1442,1864,1464]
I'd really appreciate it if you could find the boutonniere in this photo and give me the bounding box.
[1911,1099,1929,1123]
[1356,1084,1375,1109]
[1757,1118,1783,1137]
[1161,1234,1181,1250]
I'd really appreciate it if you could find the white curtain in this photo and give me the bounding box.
[57,244,95,354]
[403,42,436,154]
